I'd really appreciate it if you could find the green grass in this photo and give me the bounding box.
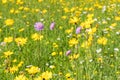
[0,0,120,80]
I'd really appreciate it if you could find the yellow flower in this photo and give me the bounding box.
[53,43,58,48]
[42,9,47,14]
[14,75,28,80]
[34,76,42,80]
[15,37,27,46]
[97,37,107,45]
[4,51,13,57]
[65,73,71,78]
[40,71,52,80]
[69,17,79,24]
[31,33,43,41]
[2,0,7,4]
[61,16,67,20]
[17,61,24,67]
[4,36,13,43]
[0,28,2,32]
[65,27,73,34]
[4,19,14,26]
[51,52,57,56]
[69,54,79,60]
[10,8,15,13]
[16,0,24,5]
[97,57,103,63]
[88,27,97,35]
[26,66,40,74]
[111,23,117,27]
[81,41,92,48]
[115,16,120,21]
[9,66,18,74]
[69,38,78,47]
[19,28,25,32]
[64,7,69,13]
[38,0,43,2]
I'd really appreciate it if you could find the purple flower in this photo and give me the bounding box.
[66,50,71,56]
[34,22,44,31]
[76,27,81,34]
[50,22,55,30]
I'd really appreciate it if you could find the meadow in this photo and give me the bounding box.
[0,0,120,80]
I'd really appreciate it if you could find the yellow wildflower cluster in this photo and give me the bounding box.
[97,37,107,45]
[31,33,43,41]
[26,66,40,74]
[15,37,27,46]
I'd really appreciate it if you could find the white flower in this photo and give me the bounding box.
[96,48,102,53]
[114,48,119,52]
[116,32,120,35]
[102,6,106,13]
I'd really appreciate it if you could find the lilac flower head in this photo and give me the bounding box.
[50,22,55,30]
[34,22,44,31]
[66,50,71,56]
[76,27,81,34]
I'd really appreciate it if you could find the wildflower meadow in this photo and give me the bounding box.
[0,0,120,80]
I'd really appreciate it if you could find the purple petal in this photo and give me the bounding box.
[34,22,44,31]
[50,22,55,30]
[66,50,71,56]
[76,27,81,34]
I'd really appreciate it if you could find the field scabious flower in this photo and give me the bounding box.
[50,22,55,30]
[34,22,44,31]
[4,19,14,26]
[66,50,71,56]
[76,27,81,34]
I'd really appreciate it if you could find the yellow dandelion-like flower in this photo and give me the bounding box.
[97,37,107,45]
[115,16,120,21]
[2,0,7,4]
[69,38,78,47]
[17,61,24,67]
[14,75,28,80]
[19,28,25,32]
[69,17,79,24]
[26,66,40,74]
[4,36,13,43]
[40,71,52,80]
[51,52,57,56]
[53,43,58,48]
[34,76,42,80]
[4,51,13,57]
[16,0,24,5]
[9,66,18,74]
[65,73,71,78]
[38,0,43,3]
[31,33,43,41]
[4,19,14,26]
[15,37,27,46]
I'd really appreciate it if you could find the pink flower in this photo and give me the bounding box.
[76,27,81,34]
[34,22,44,31]
[66,50,71,56]
[50,22,55,30]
